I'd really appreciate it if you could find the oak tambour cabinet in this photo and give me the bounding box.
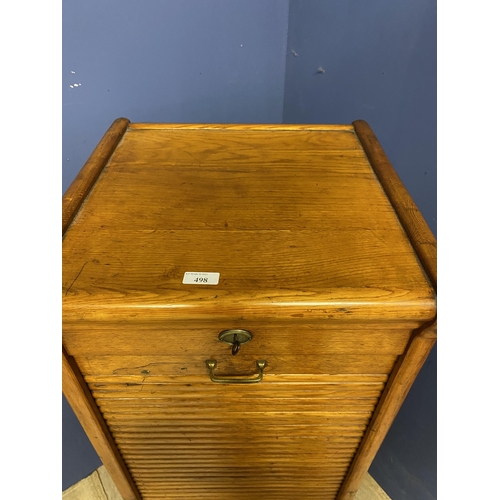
[62,120,437,500]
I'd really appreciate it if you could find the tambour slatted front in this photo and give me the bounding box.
[62,120,437,500]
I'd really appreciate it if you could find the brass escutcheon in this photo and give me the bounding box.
[218,329,253,345]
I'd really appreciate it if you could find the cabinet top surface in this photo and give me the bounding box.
[62,124,435,324]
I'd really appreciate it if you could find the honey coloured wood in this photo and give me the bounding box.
[63,120,436,500]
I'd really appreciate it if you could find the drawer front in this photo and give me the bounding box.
[63,322,414,357]
[71,323,411,500]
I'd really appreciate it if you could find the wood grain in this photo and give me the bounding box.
[120,447,359,457]
[354,473,391,500]
[62,117,129,236]
[336,325,437,500]
[109,424,368,438]
[62,125,435,324]
[62,121,436,499]
[62,118,139,499]
[76,353,398,377]
[62,350,140,500]
[106,422,371,437]
[343,119,436,500]
[63,323,414,357]
[353,119,436,289]
[128,123,354,131]
[63,465,391,500]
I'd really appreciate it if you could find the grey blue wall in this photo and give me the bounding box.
[63,1,436,498]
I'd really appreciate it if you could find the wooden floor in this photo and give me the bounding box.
[63,467,391,500]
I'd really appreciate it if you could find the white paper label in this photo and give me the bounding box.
[182,272,220,285]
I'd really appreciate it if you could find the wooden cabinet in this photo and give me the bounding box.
[62,119,436,500]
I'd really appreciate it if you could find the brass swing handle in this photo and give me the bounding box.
[205,359,267,384]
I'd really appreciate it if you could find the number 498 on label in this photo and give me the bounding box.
[182,272,220,285]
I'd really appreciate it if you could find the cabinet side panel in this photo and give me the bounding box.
[352,119,436,289]
[62,349,141,500]
[336,324,436,500]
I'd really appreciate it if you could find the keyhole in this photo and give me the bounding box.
[232,333,241,355]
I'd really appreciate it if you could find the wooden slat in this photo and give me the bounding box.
[122,452,356,463]
[129,465,350,474]
[121,441,359,450]
[140,496,338,500]
[133,476,343,480]
[137,488,341,494]
[131,471,348,478]
[139,495,338,500]
[99,399,375,415]
[138,490,341,494]
[109,416,364,426]
[103,410,373,419]
[123,454,356,462]
[122,452,357,460]
[132,477,346,483]
[88,384,388,400]
[133,469,348,477]
[134,484,344,491]
[139,496,339,500]
[122,452,356,460]
[97,395,380,405]
[138,490,341,498]
[128,458,353,467]
[110,420,360,430]
[94,396,382,408]
[112,433,362,441]
[62,350,140,500]
[119,447,361,455]
[110,427,367,439]
[102,415,372,426]
[113,437,363,445]
[129,462,347,479]
[137,492,339,498]
[118,433,361,444]
[134,479,348,487]
[89,379,385,393]
[108,416,369,425]
[114,437,363,445]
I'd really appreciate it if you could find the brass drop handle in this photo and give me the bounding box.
[205,359,267,384]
